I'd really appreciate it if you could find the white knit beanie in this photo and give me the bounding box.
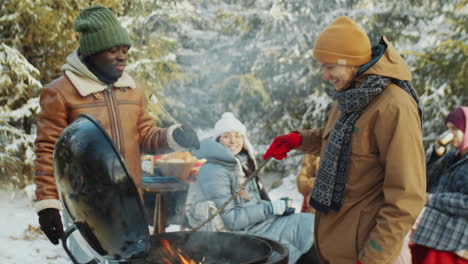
[213,112,256,165]
[213,112,246,139]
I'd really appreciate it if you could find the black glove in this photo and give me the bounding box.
[38,208,64,245]
[271,197,296,216]
[283,207,296,216]
[173,124,200,149]
[280,197,295,216]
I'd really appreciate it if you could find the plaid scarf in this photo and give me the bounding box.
[309,74,419,213]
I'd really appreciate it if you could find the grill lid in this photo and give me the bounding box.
[53,114,150,261]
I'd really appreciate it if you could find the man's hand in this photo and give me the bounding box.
[173,124,200,149]
[263,132,302,160]
[38,208,64,245]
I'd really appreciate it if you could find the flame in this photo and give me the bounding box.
[160,239,203,264]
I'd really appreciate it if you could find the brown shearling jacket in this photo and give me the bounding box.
[34,50,183,212]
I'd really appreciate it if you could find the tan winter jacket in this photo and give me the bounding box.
[34,50,184,212]
[296,153,320,213]
[298,37,426,264]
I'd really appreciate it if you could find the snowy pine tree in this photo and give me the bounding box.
[0,0,466,185]
[0,44,41,188]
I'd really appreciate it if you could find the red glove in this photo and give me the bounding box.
[358,262,362,264]
[263,132,302,160]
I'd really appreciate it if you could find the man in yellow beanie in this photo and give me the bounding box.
[263,16,426,264]
[33,5,199,263]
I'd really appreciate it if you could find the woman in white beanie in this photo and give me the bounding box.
[185,112,319,264]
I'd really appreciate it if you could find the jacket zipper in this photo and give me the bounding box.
[105,87,125,155]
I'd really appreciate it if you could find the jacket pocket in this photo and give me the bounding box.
[356,208,378,259]
[351,125,373,156]
[119,99,139,106]
[356,210,367,259]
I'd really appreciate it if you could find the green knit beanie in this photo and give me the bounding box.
[74,5,132,58]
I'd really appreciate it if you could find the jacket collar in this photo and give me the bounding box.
[358,36,412,82]
[61,49,136,97]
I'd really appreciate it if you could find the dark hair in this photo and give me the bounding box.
[241,149,256,172]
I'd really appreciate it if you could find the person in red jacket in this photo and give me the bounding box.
[410,106,468,264]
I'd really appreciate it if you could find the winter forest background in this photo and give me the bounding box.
[0,0,467,189]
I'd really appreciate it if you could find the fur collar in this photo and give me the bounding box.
[61,49,136,96]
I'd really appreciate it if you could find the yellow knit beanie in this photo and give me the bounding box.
[313,16,372,66]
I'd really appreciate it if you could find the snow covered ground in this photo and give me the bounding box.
[0,174,303,264]
[0,187,69,264]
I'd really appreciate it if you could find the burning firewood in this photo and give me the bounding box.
[160,239,204,264]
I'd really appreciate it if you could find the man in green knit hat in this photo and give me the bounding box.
[33,5,199,263]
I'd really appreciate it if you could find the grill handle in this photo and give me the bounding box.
[61,224,100,264]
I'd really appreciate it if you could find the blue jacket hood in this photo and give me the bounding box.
[194,138,238,169]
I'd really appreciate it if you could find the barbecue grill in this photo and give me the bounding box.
[54,114,288,264]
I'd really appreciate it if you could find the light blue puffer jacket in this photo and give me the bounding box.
[186,138,315,263]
